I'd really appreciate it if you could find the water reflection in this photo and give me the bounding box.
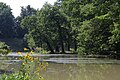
[40,63,120,80]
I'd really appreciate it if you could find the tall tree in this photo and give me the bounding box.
[0,2,15,38]
[15,5,37,38]
[60,0,120,55]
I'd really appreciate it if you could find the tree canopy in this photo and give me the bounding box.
[0,1,120,57]
[0,2,15,38]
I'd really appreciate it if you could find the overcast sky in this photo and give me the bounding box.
[0,0,57,17]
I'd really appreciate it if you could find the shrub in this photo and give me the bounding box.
[0,41,11,55]
[35,47,49,54]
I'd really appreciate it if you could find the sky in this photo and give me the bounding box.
[0,0,57,17]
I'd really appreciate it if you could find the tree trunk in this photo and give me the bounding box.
[46,41,54,53]
[67,34,71,51]
[74,37,77,51]
[58,25,65,53]
[73,30,77,51]
[67,42,70,51]
[43,35,54,53]
[55,45,59,52]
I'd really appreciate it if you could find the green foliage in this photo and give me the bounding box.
[0,2,15,38]
[0,73,29,80]
[21,2,70,53]
[0,52,47,80]
[15,5,37,38]
[77,0,120,55]
[35,47,49,54]
[19,0,120,55]
[1,0,119,56]
[24,33,35,49]
[77,20,93,54]
[20,5,37,18]
[0,41,10,55]
[60,0,120,55]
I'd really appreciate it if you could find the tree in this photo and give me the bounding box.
[21,2,69,53]
[46,3,67,53]
[0,2,15,38]
[20,5,37,18]
[77,0,120,55]
[20,0,120,56]
[15,5,37,38]
[60,0,120,56]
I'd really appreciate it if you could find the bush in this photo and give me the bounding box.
[35,47,49,54]
[0,41,11,55]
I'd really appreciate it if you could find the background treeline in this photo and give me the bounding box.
[0,0,120,56]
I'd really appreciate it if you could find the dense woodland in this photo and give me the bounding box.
[0,0,120,57]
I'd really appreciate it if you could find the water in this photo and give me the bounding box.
[41,63,120,80]
[0,53,120,80]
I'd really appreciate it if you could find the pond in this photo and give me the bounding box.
[0,53,120,80]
